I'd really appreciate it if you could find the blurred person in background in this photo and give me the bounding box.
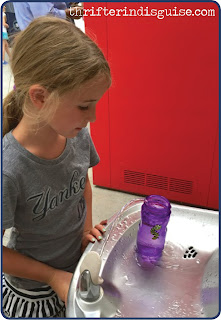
[4,2,20,46]
[2,6,11,65]
[13,2,83,30]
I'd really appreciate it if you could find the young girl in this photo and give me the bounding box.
[2,16,111,318]
[2,6,11,64]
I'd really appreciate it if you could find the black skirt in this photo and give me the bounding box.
[2,275,65,318]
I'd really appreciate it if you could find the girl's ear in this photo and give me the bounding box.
[29,85,49,109]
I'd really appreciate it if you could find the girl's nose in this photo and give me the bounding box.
[88,107,96,123]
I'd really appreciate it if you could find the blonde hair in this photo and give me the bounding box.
[3,16,111,136]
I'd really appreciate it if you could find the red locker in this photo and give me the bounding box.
[85,2,219,210]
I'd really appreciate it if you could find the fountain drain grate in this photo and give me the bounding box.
[183,246,198,259]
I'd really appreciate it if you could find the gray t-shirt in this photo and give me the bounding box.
[3,128,99,289]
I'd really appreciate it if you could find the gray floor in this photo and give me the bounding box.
[2,39,143,245]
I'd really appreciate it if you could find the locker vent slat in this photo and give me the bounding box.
[146,174,168,190]
[169,178,193,194]
[124,170,193,195]
[124,170,145,186]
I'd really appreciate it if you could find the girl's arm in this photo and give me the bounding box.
[2,174,106,303]
[82,173,107,251]
[3,237,72,305]
[83,173,93,233]
[3,245,57,284]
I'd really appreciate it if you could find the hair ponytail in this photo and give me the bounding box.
[3,90,24,137]
[2,16,111,136]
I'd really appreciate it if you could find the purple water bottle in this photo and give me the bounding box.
[136,195,171,266]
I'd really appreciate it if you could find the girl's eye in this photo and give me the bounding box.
[78,106,89,111]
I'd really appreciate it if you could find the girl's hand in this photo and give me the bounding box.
[3,23,9,28]
[47,269,73,306]
[82,220,107,252]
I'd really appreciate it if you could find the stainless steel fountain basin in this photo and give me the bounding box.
[67,199,219,318]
